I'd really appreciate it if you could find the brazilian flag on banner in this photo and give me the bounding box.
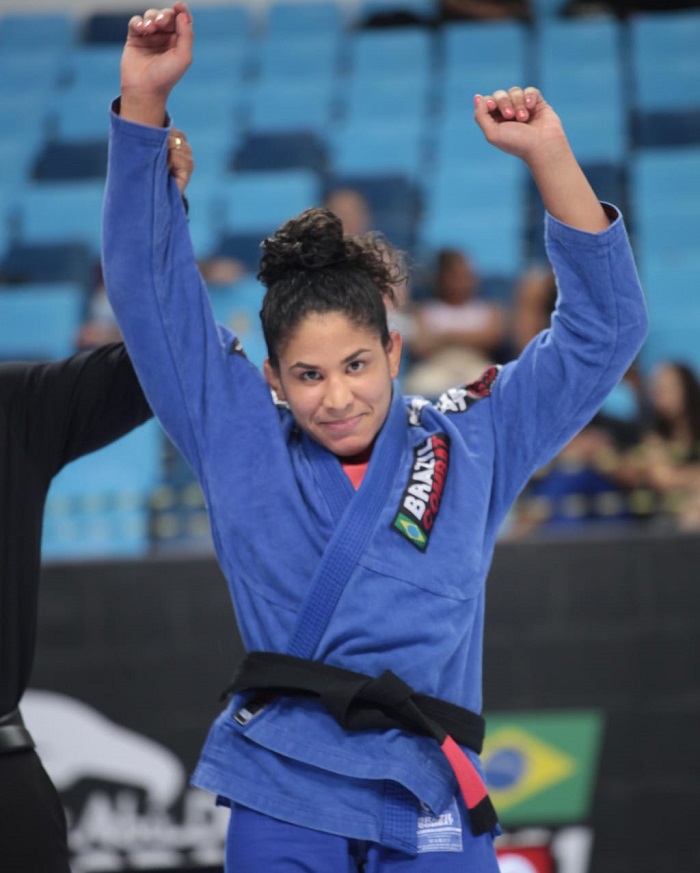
[482,709,604,826]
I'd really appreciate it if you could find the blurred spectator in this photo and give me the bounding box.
[507,264,557,359]
[438,0,532,22]
[402,248,507,396]
[323,188,372,237]
[76,257,246,350]
[562,0,700,17]
[503,420,635,538]
[622,361,700,530]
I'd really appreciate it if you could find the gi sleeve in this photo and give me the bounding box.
[482,207,649,520]
[101,107,260,481]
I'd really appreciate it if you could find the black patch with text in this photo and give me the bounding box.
[392,433,450,551]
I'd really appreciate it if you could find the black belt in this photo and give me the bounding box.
[0,707,35,755]
[225,651,498,836]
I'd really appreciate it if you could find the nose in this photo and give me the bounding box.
[324,374,353,413]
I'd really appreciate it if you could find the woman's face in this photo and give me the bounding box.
[264,311,402,457]
[651,364,685,421]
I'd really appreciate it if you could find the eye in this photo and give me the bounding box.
[300,370,322,382]
[347,359,365,373]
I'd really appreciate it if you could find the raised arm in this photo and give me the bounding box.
[474,86,610,233]
[461,86,648,525]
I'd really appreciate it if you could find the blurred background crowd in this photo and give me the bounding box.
[1,0,699,557]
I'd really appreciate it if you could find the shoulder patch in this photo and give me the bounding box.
[435,365,502,415]
[392,432,450,551]
[229,338,248,358]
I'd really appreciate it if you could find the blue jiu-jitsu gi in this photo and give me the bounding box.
[102,109,648,856]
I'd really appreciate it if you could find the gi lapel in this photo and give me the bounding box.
[287,385,407,659]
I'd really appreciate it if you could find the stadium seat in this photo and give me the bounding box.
[0,12,75,51]
[629,9,700,113]
[43,419,164,559]
[208,277,267,369]
[180,3,252,45]
[216,169,321,236]
[245,77,338,135]
[439,21,527,97]
[0,241,95,291]
[330,118,427,182]
[59,44,123,92]
[232,130,328,173]
[0,282,85,361]
[348,27,434,79]
[254,33,343,82]
[33,139,108,182]
[325,172,422,250]
[341,71,432,126]
[14,180,106,254]
[264,1,345,38]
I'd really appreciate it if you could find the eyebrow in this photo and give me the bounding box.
[290,348,372,371]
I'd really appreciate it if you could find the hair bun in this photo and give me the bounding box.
[258,208,345,287]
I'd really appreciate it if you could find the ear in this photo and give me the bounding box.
[263,358,286,402]
[386,330,403,381]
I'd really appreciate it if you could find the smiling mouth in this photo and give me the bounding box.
[321,414,364,433]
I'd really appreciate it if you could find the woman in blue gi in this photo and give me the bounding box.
[103,4,648,870]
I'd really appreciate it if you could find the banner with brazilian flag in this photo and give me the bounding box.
[482,709,604,826]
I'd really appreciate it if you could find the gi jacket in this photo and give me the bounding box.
[103,111,648,853]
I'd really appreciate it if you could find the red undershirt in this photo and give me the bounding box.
[339,443,374,490]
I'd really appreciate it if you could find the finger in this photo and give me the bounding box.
[473,94,500,140]
[523,86,541,111]
[173,2,194,50]
[507,86,528,121]
[491,89,516,120]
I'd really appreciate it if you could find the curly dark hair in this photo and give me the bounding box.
[258,207,405,368]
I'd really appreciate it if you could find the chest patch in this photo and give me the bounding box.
[392,432,450,551]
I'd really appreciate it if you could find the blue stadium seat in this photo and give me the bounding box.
[325,173,422,251]
[0,51,64,95]
[43,419,164,559]
[208,277,267,368]
[330,119,427,182]
[15,180,106,253]
[255,33,343,82]
[59,44,123,93]
[348,27,434,79]
[341,71,432,126]
[419,161,527,276]
[232,131,328,173]
[0,12,75,50]
[0,282,85,361]
[217,169,321,236]
[180,39,251,86]
[183,3,252,45]
[33,139,108,182]
[0,242,95,291]
[264,1,345,38]
[630,10,700,113]
[47,88,113,141]
[245,77,338,134]
[439,21,527,96]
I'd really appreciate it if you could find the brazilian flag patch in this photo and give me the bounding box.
[391,433,450,552]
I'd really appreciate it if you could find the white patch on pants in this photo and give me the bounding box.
[416,796,463,853]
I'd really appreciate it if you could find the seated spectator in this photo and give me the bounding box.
[323,188,372,237]
[503,420,636,538]
[438,0,532,22]
[624,361,700,530]
[402,248,507,397]
[507,264,557,359]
